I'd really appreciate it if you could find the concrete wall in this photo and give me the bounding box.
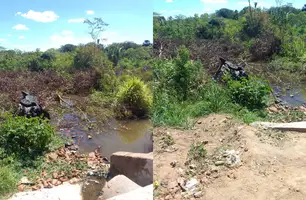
[109,152,153,187]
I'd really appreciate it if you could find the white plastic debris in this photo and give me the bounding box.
[185,178,198,192]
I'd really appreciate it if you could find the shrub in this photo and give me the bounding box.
[166,46,204,101]
[249,32,281,61]
[0,115,55,156]
[116,77,152,118]
[73,45,111,69]
[0,166,18,197]
[227,76,271,110]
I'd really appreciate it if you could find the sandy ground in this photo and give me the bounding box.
[153,114,306,200]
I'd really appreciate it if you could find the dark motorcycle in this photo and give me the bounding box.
[16,91,50,119]
[213,57,248,82]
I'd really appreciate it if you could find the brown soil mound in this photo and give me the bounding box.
[154,114,306,200]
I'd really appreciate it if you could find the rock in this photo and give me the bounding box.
[165,195,173,200]
[59,177,68,182]
[19,177,32,185]
[189,164,196,169]
[102,175,141,199]
[18,184,24,192]
[88,152,96,159]
[200,177,209,184]
[52,172,58,179]
[202,140,209,145]
[268,106,278,113]
[215,161,225,166]
[51,179,58,186]
[223,149,241,167]
[48,152,58,162]
[185,178,198,191]
[178,168,184,176]
[170,161,177,168]
[69,177,80,184]
[177,177,185,188]
[194,191,202,198]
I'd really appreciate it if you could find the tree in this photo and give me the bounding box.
[302,4,306,11]
[84,18,109,44]
[216,8,236,19]
[60,44,77,52]
[142,40,152,46]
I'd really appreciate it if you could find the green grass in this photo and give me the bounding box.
[0,166,18,198]
[152,81,270,128]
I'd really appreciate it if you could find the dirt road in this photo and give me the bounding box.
[154,114,306,200]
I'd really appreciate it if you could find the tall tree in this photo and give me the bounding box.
[84,18,109,44]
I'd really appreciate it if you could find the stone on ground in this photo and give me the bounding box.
[101,175,141,199]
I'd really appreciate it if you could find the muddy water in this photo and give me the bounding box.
[50,108,153,200]
[271,82,306,107]
[56,114,153,158]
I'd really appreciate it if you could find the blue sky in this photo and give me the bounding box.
[154,0,305,18]
[0,0,152,51]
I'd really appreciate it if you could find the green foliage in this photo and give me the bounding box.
[216,8,238,19]
[116,77,152,118]
[154,46,204,101]
[73,45,110,69]
[227,77,271,110]
[0,166,18,197]
[0,115,55,156]
[188,142,207,161]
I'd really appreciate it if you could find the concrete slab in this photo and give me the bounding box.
[109,152,153,187]
[251,121,306,132]
[9,183,83,200]
[106,184,153,200]
[101,175,141,199]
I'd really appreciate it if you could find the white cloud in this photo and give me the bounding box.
[86,10,94,15]
[16,10,59,22]
[68,18,85,23]
[204,8,212,11]
[12,24,29,30]
[18,36,25,39]
[200,0,228,3]
[0,38,6,42]
[172,10,181,13]
[7,34,11,37]
[159,10,167,13]
[166,0,174,3]
[61,30,74,35]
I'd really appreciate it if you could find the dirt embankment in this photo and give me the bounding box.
[154,114,306,200]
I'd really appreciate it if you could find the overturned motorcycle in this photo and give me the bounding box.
[213,57,248,82]
[16,91,50,119]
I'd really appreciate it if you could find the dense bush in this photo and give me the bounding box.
[0,115,55,156]
[154,46,204,101]
[227,77,271,110]
[73,45,108,69]
[116,77,152,118]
